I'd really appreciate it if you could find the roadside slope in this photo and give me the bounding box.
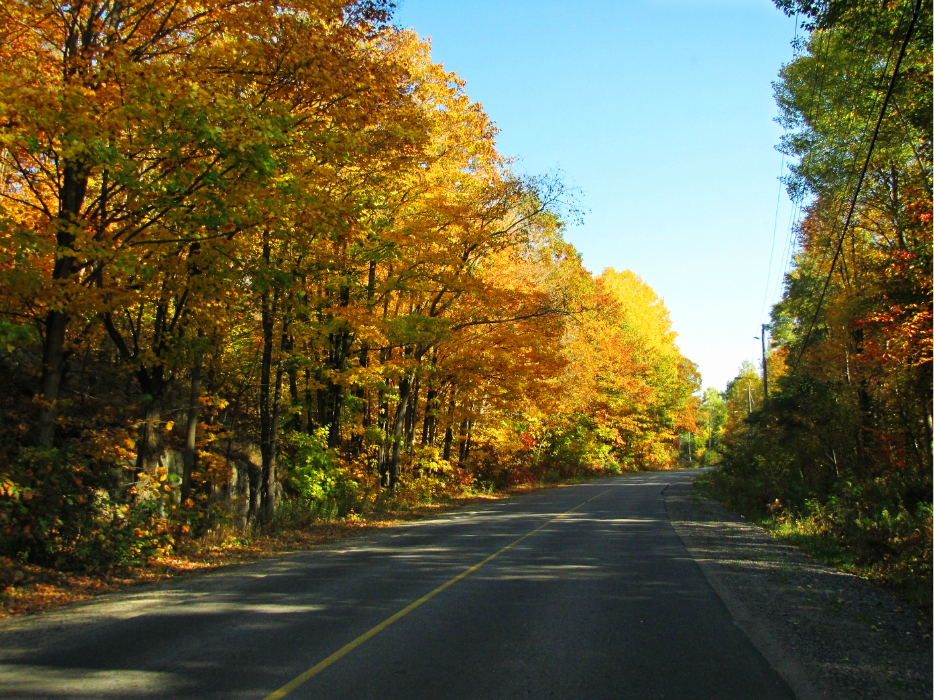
[665,477,932,700]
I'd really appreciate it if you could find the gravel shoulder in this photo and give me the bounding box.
[664,476,932,700]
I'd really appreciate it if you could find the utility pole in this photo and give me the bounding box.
[708,410,713,451]
[761,323,769,399]
[747,381,753,414]
[754,326,769,400]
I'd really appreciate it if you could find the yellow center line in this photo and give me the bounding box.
[262,487,612,700]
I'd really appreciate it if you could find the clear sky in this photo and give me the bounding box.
[394,0,800,393]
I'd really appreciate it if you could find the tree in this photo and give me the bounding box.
[710,0,931,605]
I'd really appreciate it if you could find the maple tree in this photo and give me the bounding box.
[541,268,699,476]
[0,5,702,571]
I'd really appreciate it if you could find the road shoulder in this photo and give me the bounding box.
[664,477,932,700]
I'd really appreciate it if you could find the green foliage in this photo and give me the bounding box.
[0,447,97,565]
[395,451,465,504]
[274,498,342,525]
[69,495,176,570]
[545,420,623,477]
[281,429,361,517]
[0,320,37,354]
[701,463,932,610]
[707,357,932,609]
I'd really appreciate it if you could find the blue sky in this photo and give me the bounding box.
[394,0,800,392]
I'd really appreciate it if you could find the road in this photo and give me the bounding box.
[0,470,795,699]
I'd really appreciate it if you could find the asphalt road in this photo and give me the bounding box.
[0,470,795,699]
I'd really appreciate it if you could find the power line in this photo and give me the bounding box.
[770,196,801,311]
[765,13,870,323]
[760,155,786,323]
[782,0,915,338]
[790,0,924,374]
[760,14,800,324]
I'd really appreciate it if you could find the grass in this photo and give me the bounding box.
[694,472,932,621]
[767,521,861,573]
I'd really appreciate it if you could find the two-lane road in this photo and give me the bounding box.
[0,470,795,699]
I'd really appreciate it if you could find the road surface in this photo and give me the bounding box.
[0,470,795,699]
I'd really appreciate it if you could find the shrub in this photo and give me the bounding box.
[0,447,175,570]
[279,429,369,518]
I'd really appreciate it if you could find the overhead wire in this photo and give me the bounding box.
[761,10,839,327]
[759,13,801,327]
[760,155,787,324]
[777,0,913,337]
[771,196,801,311]
[761,11,839,327]
[784,34,886,304]
[824,3,916,291]
[789,0,924,374]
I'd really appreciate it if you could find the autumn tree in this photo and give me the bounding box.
[710,0,931,606]
[0,10,706,569]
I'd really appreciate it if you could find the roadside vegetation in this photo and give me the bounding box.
[0,476,578,619]
[700,0,932,614]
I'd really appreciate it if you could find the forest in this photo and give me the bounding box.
[705,0,932,609]
[0,0,700,576]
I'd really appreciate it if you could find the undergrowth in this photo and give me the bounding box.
[0,468,596,619]
[696,469,932,617]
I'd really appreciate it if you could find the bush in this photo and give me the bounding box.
[700,424,933,612]
[280,429,370,518]
[68,493,175,570]
[0,447,176,570]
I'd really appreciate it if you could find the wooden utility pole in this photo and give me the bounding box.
[761,324,769,399]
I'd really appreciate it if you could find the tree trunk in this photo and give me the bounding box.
[388,372,413,491]
[405,373,420,448]
[378,389,389,486]
[304,368,314,433]
[360,342,371,428]
[288,366,298,406]
[136,400,164,474]
[262,358,285,523]
[457,419,468,464]
[851,327,873,477]
[376,346,391,486]
[181,344,202,505]
[464,420,474,464]
[37,308,71,448]
[315,373,328,431]
[327,380,344,448]
[37,163,87,447]
[257,238,284,523]
[361,261,375,432]
[443,426,453,461]
[247,463,261,523]
[421,389,437,446]
[326,284,353,448]
[134,367,168,475]
[285,332,299,431]
[442,396,455,461]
